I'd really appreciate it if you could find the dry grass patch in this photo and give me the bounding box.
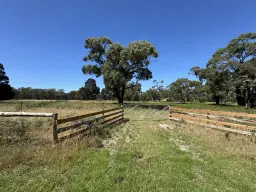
[174,122,256,162]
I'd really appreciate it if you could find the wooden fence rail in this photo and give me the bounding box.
[0,112,55,117]
[169,107,256,136]
[55,107,124,142]
[171,107,256,119]
[57,107,122,125]
[0,107,124,142]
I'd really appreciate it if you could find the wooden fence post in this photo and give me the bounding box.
[52,113,58,142]
[169,106,172,117]
[121,104,124,121]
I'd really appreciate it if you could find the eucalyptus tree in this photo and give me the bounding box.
[82,37,158,103]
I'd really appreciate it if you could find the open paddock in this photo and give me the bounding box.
[0,101,256,191]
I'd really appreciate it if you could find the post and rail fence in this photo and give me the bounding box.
[0,107,124,142]
[169,106,256,136]
[3,104,256,142]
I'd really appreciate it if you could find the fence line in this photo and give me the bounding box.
[55,107,124,142]
[171,107,256,119]
[0,107,124,142]
[169,107,256,136]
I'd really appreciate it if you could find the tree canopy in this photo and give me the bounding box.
[82,37,158,103]
[166,78,203,102]
[100,88,115,100]
[0,63,14,100]
[124,82,141,101]
[76,78,100,100]
[14,88,67,100]
[13,79,100,101]
[190,32,256,106]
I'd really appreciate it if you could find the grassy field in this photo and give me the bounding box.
[0,101,256,191]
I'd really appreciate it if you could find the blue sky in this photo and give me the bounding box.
[0,0,256,92]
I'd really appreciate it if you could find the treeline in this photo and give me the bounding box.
[11,81,139,101]
[4,77,236,103]
[13,88,68,100]
[13,79,101,100]
[141,79,208,103]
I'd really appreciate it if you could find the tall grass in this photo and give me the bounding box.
[0,101,118,171]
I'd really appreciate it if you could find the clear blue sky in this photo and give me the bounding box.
[0,0,255,92]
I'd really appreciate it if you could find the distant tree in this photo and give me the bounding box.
[82,37,158,103]
[152,80,164,90]
[140,80,166,101]
[84,78,100,100]
[77,78,100,100]
[14,87,30,99]
[167,78,202,102]
[67,91,78,100]
[141,89,161,101]
[47,89,58,100]
[14,87,68,100]
[0,63,14,100]
[55,89,67,100]
[152,80,166,100]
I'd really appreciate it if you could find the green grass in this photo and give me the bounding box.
[0,101,256,191]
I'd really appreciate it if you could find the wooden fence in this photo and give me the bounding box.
[0,107,124,142]
[169,107,256,136]
[55,107,124,142]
